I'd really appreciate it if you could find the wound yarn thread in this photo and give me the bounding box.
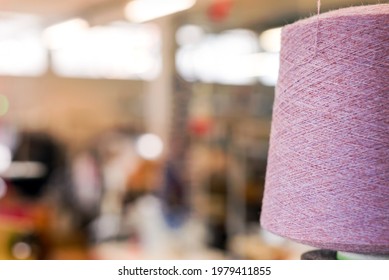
[261,4,389,254]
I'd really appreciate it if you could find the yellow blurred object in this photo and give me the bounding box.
[126,159,161,193]
[229,235,290,260]
[0,191,51,259]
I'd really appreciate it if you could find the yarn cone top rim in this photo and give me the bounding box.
[283,4,389,33]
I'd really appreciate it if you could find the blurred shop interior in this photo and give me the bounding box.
[0,0,379,260]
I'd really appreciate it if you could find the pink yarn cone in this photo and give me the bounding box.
[261,4,389,254]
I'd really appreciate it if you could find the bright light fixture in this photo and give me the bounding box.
[51,23,161,80]
[0,12,47,76]
[176,29,260,85]
[242,52,280,86]
[136,133,164,160]
[125,0,196,23]
[259,27,282,53]
[176,24,204,46]
[43,18,89,50]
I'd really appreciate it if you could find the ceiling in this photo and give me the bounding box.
[0,0,382,30]
[0,0,112,18]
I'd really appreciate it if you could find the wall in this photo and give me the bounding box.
[1,73,144,153]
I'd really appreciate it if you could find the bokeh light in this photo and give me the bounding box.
[136,133,164,160]
[12,242,32,260]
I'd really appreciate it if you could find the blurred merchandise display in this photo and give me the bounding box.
[0,130,63,259]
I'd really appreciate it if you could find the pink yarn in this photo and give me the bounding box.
[261,4,389,254]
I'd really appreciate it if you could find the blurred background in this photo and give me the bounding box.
[0,0,379,260]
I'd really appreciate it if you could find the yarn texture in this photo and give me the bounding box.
[261,4,389,254]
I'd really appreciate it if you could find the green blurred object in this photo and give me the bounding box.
[0,95,9,116]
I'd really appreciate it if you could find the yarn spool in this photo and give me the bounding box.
[261,4,389,256]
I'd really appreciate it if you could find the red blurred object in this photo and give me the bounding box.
[207,0,233,22]
[189,118,212,137]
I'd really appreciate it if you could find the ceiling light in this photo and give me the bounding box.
[0,12,41,38]
[125,0,196,23]
[50,23,161,80]
[0,13,46,77]
[43,18,89,50]
[259,27,282,53]
[176,24,204,46]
